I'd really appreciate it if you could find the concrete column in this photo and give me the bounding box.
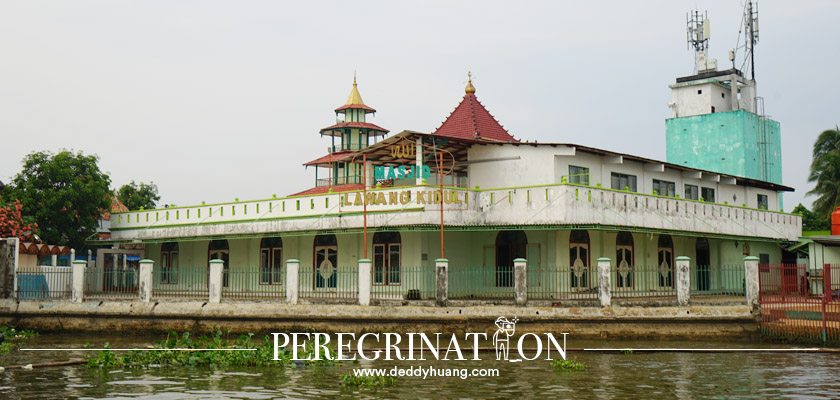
[71,260,86,303]
[435,258,448,307]
[514,258,527,306]
[675,256,691,307]
[139,259,153,302]
[597,257,612,308]
[286,259,300,305]
[358,259,371,306]
[208,259,224,304]
[744,256,760,310]
[51,254,58,267]
[70,249,75,264]
[415,137,423,185]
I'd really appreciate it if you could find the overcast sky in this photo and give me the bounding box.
[1,1,837,210]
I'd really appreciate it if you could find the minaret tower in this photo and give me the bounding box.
[300,75,389,194]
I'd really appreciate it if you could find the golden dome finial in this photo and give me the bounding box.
[465,71,476,94]
[346,72,364,105]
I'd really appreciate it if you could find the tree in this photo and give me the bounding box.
[792,203,830,232]
[807,126,840,221]
[117,181,160,211]
[0,197,39,241]
[5,150,111,250]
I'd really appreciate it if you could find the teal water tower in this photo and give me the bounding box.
[666,7,781,188]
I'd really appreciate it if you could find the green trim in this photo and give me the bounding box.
[97,223,794,246]
[111,182,796,217]
[286,259,300,263]
[675,256,691,261]
[209,259,225,264]
[513,258,527,262]
[435,258,448,262]
[597,257,611,262]
[358,259,371,263]
[72,260,88,265]
[744,256,760,261]
[139,259,154,264]
[108,208,426,231]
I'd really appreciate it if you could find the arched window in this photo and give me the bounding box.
[314,235,337,289]
[696,237,710,292]
[373,232,401,285]
[569,230,590,288]
[616,231,634,288]
[161,242,179,284]
[260,237,282,285]
[658,235,674,287]
[496,231,527,288]
[208,239,230,288]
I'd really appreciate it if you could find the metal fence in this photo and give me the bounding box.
[152,266,209,299]
[222,267,285,300]
[611,265,677,298]
[16,267,72,299]
[528,265,599,301]
[371,265,435,300]
[299,264,358,300]
[690,264,746,298]
[84,267,139,299]
[760,263,840,344]
[449,266,515,300]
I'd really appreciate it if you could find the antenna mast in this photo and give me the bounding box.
[745,1,760,80]
[686,10,712,73]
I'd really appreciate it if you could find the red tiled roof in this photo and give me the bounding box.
[101,195,130,221]
[289,184,364,197]
[335,103,377,113]
[433,93,518,142]
[303,150,356,166]
[320,122,389,134]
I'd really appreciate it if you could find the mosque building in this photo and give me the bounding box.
[100,71,800,303]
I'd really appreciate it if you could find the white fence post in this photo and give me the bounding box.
[676,256,691,306]
[744,256,760,310]
[436,258,448,307]
[209,259,223,304]
[514,258,527,306]
[71,260,86,303]
[358,259,371,306]
[139,259,153,302]
[285,259,300,305]
[597,257,612,308]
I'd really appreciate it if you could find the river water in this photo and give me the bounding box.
[1,334,838,399]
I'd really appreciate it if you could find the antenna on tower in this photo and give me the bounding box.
[686,10,714,73]
[745,0,759,80]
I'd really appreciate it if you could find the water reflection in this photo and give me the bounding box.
[0,334,838,399]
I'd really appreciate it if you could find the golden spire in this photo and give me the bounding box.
[345,72,365,105]
[465,71,476,94]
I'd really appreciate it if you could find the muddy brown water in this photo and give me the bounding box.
[0,333,838,399]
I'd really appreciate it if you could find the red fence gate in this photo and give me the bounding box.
[759,263,840,343]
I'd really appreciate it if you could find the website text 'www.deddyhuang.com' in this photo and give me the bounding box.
[352,366,500,380]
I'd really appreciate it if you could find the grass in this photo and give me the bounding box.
[340,374,398,389]
[551,358,587,371]
[86,328,338,369]
[0,324,39,354]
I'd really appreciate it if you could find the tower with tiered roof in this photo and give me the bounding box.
[299,75,389,195]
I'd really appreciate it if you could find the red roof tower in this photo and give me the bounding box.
[433,72,518,143]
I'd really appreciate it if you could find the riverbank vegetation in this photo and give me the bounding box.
[0,324,38,353]
[87,328,338,369]
[552,358,587,371]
